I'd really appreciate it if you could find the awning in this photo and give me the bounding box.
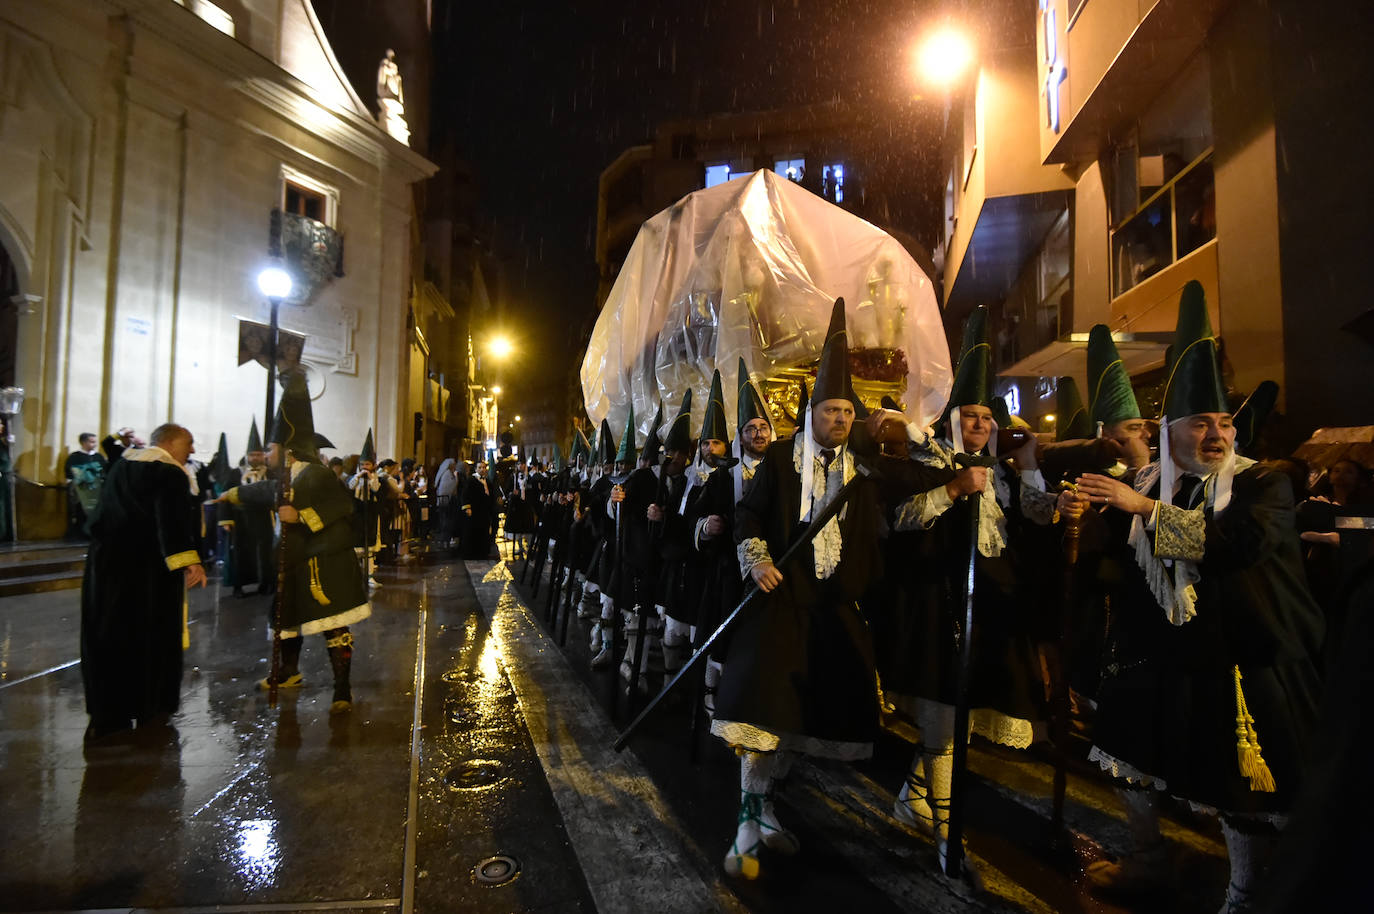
[946,191,1070,314]
[998,333,1171,379]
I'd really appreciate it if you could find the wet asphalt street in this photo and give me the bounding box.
[1,544,1233,913]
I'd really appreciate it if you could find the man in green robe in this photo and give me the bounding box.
[220,371,370,713]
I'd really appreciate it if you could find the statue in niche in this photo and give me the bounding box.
[376,49,410,146]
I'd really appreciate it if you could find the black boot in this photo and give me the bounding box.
[325,628,353,713]
[258,637,304,690]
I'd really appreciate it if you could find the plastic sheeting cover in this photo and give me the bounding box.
[581,169,952,442]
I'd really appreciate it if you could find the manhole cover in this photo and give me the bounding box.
[440,669,479,683]
[443,759,504,790]
[472,854,520,886]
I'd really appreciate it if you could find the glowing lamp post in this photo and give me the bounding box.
[256,266,294,432]
[914,28,975,88]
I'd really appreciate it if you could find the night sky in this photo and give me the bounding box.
[433,0,945,403]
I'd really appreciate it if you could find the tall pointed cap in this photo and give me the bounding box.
[1087,325,1141,426]
[615,404,638,464]
[642,399,664,465]
[270,369,318,458]
[700,369,729,441]
[945,305,992,411]
[571,426,592,465]
[551,441,566,472]
[210,433,231,483]
[787,380,811,427]
[1233,380,1279,454]
[811,297,853,405]
[1162,281,1228,419]
[663,389,694,453]
[737,358,771,429]
[595,417,617,464]
[245,418,263,454]
[360,429,376,464]
[1056,377,1092,441]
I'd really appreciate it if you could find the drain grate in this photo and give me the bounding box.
[443,759,504,790]
[472,854,520,886]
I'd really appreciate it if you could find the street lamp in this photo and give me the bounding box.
[914,27,974,87]
[489,336,514,359]
[256,265,294,430]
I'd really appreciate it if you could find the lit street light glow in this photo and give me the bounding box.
[491,385,502,395]
[489,336,514,359]
[257,267,292,300]
[914,28,974,87]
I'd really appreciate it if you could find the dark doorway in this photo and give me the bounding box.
[0,242,18,388]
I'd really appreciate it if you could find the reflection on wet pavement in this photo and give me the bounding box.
[0,557,594,913]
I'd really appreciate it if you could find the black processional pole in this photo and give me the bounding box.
[256,261,291,711]
[942,451,997,880]
[613,464,874,752]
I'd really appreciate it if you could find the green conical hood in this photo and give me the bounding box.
[990,395,1011,429]
[1087,324,1141,427]
[1056,376,1092,441]
[270,369,318,458]
[811,297,853,405]
[359,429,376,464]
[663,389,694,453]
[615,405,637,464]
[791,380,810,426]
[571,427,591,465]
[314,433,335,451]
[210,433,231,484]
[642,399,664,465]
[551,442,566,473]
[1233,380,1279,453]
[945,306,992,411]
[267,403,285,445]
[700,369,729,442]
[737,358,771,429]
[880,395,902,412]
[1162,281,1228,419]
[596,418,617,464]
[246,418,263,454]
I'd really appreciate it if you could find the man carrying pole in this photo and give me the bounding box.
[709,299,885,880]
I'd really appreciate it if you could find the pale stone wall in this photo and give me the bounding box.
[0,0,434,537]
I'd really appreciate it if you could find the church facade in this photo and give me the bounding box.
[0,0,434,536]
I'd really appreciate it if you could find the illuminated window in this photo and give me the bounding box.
[279,166,339,227]
[705,164,732,188]
[774,158,805,182]
[822,163,845,202]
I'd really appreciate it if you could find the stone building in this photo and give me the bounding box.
[0,0,435,536]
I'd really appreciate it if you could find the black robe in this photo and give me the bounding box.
[461,474,496,558]
[218,465,274,589]
[713,436,882,759]
[81,458,198,725]
[1088,462,1324,814]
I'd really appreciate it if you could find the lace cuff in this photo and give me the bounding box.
[737,536,773,578]
[893,484,952,532]
[1154,503,1206,560]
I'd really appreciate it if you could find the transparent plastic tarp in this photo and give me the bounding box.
[582,169,952,440]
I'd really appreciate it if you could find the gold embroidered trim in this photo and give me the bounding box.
[165,550,200,571]
[308,557,331,606]
[299,507,324,532]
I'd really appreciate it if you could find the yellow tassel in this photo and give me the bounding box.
[1233,665,1276,793]
[309,557,332,606]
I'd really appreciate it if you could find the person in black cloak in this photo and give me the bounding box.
[218,418,275,597]
[689,359,773,713]
[81,422,207,742]
[461,458,497,558]
[713,298,884,880]
[1072,282,1324,913]
[219,370,371,713]
[879,305,1068,872]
